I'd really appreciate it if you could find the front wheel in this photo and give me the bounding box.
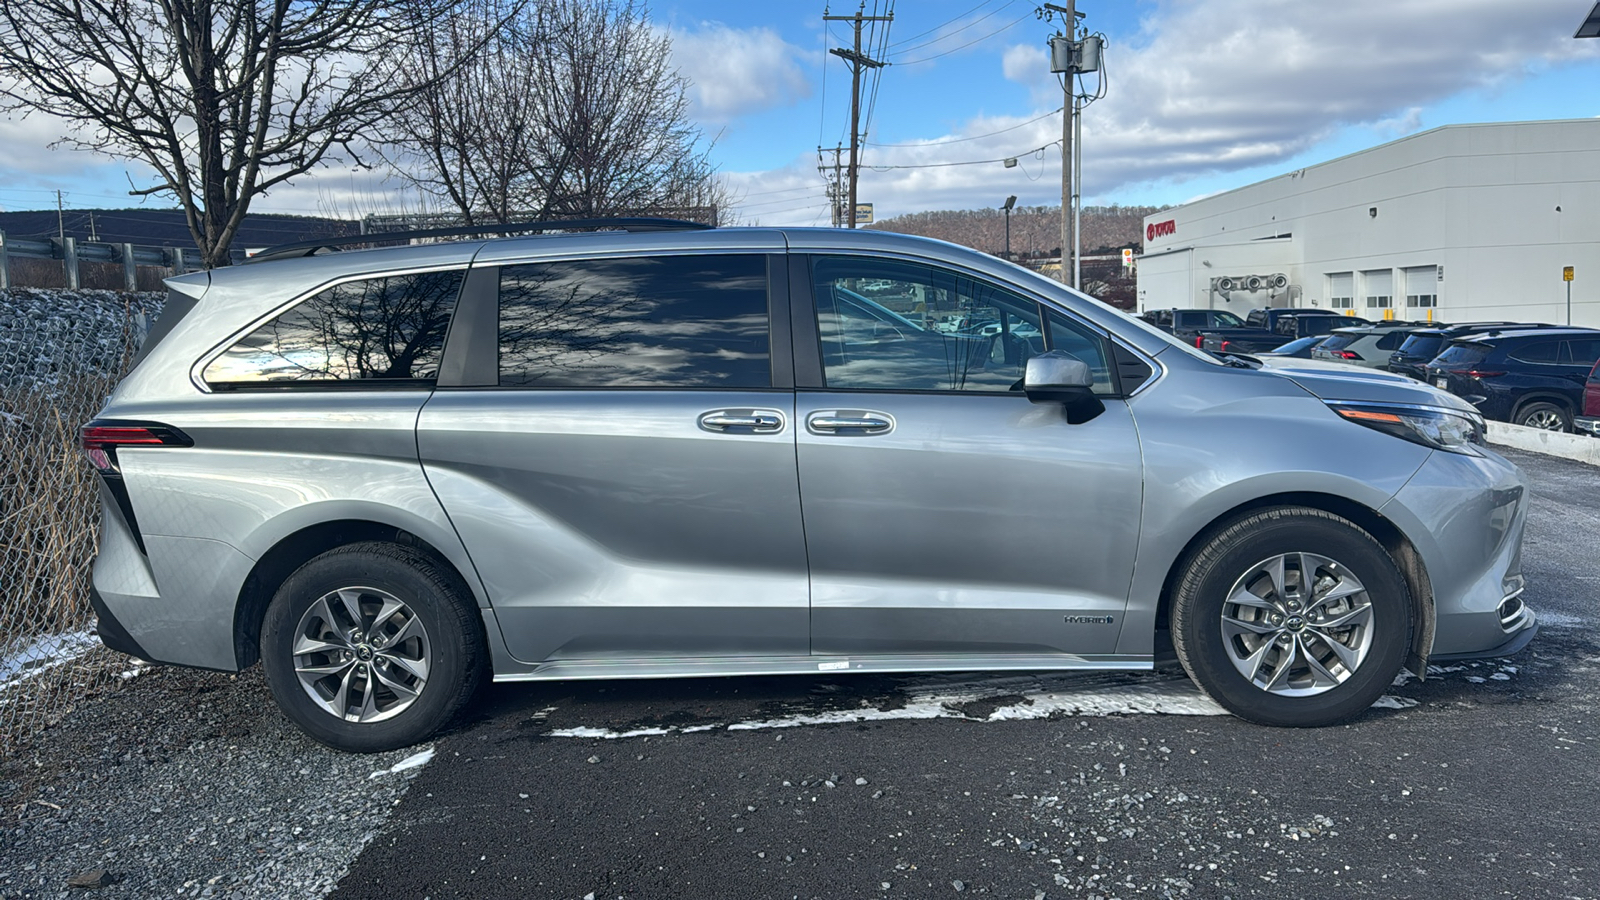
[1170,507,1411,727]
[261,542,484,752]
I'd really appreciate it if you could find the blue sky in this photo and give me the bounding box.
[0,0,1596,225]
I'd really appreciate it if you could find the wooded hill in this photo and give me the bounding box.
[866,204,1163,260]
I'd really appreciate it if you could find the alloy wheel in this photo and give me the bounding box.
[1219,552,1374,697]
[291,586,431,723]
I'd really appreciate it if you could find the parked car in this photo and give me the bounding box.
[1311,323,1434,369]
[1138,308,1247,344]
[1255,335,1332,359]
[86,219,1534,751]
[1387,322,1545,381]
[1198,309,1372,355]
[1575,359,1600,437]
[1425,328,1600,431]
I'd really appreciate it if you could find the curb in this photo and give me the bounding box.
[1486,421,1600,467]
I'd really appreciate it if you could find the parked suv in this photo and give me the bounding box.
[1311,323,1433,368]
[87,220,1535,751]
[1425,328,1600,431]
[1387,323,1545,381]
[1575,359,1600,437]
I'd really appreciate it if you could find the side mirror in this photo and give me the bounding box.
[1024,350,1105,422]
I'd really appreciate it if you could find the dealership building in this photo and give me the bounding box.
[1136,118,1600,328]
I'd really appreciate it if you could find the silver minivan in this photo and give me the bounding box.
[85,222,1536,751]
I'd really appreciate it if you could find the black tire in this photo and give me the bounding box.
[1170,507,1411,727]
[1515,400,1570,433]
[261,542,484,752]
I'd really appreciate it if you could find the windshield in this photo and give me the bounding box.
[1319,333,1359,351]
[1433,342,1491,367]
[1397,334,1444,358]
[1269,336,1321,354]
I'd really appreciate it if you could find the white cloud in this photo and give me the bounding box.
[670,23,813,125]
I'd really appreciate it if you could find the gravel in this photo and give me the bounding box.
[0,665,429,900]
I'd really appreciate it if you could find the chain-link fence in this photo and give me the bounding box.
[1,288,163,755]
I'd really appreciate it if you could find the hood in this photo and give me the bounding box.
[1258,357,1479,415]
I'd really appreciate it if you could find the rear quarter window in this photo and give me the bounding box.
[202,270,465,388]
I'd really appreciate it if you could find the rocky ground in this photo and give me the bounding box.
[1,447,1594,900]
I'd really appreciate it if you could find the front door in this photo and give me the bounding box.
[418,252,809,664]
[792,254,1144,661]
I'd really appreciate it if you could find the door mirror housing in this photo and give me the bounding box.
[1024,350,1105,422]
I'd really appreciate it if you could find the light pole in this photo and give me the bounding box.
[1002,195,1017,261]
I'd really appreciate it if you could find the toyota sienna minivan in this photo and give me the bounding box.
[85,220,1536,751]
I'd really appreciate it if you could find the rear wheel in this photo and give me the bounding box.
[1171,507,1411,727]
[261,542,484,752]
[1515,401,1570,432]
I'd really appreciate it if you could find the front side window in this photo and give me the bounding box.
[203,270,465,388]
[497,254,771,388]
[810,256,1112,395]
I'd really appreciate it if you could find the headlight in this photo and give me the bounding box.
[1329,403,1485,454]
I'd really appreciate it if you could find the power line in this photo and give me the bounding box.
[895,9,1033,66]
[866,139,1060,170]
[866,107,1062,148]
[887,0,1001,48]
[890,0,1018,56]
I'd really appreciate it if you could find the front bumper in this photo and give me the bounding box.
[1574,415,1600,437]
[1380,447,1537,661]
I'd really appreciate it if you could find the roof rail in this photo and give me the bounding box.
[246,216,714,264]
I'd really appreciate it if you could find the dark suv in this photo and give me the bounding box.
[1425,328,1600,431]
[1388,323,1547,381]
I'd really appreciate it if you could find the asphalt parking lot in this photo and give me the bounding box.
[2,446,1596,900]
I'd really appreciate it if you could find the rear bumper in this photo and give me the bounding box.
[90,586,152,660]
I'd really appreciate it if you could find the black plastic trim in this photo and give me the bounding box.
[248,217,713,263]
[90,586,152,660]
[767,253,795,390]
[788,254,826,389]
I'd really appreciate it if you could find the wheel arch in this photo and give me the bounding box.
[1510,392,1574,419]
[1154,491,1435,677]
[232,519,480,670]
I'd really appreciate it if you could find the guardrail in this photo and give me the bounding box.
[0,231,240,290]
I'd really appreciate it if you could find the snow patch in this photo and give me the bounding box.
[368,746,435,779]
[0,631,100,693]
[1370,695,1419,709]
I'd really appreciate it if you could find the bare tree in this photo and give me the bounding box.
[383,0,726,225]
[0,0,458,268]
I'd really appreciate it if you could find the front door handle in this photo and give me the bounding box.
[805,410,894,435]
[699,410,786,433]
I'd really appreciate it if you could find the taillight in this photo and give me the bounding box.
[1221,340,1232,352]
[81,422,192,474]
[1447,369,1505,379]
[1337,351,1360,360]
[1195,335,1205,348]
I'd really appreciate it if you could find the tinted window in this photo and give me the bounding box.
[1397,334,1444,358]
[1434,343,1491,367]
[1211,311,1245,328]
[1565,339,1600,366]
[1375,331,1407,350]
[1175,312,1206,328]
[1509,340,1561,364]
[810,256,1112,395]
[498,255,770,388]
[204,270,464,387]
[1319,333,1357,351]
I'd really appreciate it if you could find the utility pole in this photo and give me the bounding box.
[1040,2,1103,289]
[825,6,891,229]
[818,144,846,227]
[1042,2,1075,283]
[56,189,65,241]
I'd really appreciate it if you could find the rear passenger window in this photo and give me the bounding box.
[203,270,464,388]
[1509,341,1561,364]
[498,255,770,388]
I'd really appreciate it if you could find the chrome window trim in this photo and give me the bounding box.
[188,262,473,394]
